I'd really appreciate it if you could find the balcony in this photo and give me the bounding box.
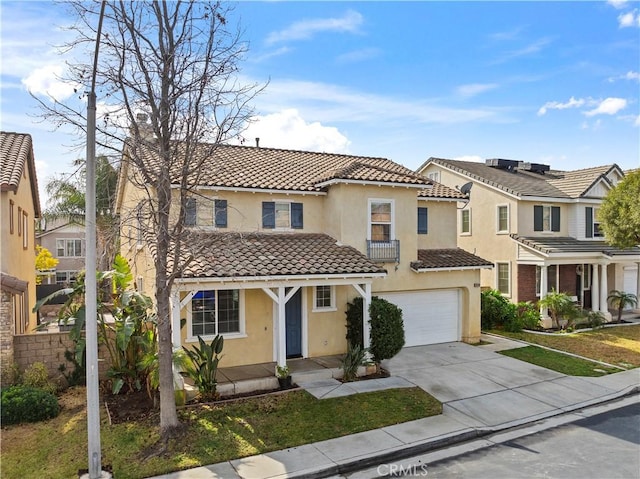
[366,240,400,263]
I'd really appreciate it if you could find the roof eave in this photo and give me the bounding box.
[411,265,493,273]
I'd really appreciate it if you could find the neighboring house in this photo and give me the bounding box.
[36,219,85,286]
[418,158,640,325]
[116,143,492,370]
[1,131,42,339]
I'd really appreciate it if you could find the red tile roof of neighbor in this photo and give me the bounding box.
[125,141,466,199]
[411,249,493,271]
[0,131,41,215]
[153,231,388,279]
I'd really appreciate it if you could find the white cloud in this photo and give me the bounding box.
[336,48,381,64]
[584,97,627,117]
[618,10,640,27]
[456,83,499,98]
[608,0,628,9]
[537,97,585,116]
[252,47,293,63]
[492,37,552,64]
[265,10,363,45]
[453,155,483,163]
[239,109,350,153]
[22,64,79,101]
[608,71,640,82]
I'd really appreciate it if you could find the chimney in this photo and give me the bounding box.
[255,137,260,148]
[132,113,154,140]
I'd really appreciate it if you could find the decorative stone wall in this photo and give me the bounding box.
[0,290,16,384]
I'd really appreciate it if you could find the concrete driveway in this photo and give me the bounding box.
[384,341,626,428]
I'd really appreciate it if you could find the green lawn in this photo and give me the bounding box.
[490,324,640,369]
[1,386,441,479]
[499,346,622,376]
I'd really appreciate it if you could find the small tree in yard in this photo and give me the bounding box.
[32,1,262,440]
[599,170,640,249]
[35,245,59,285]
[538,289,576,330]
[608,290,638,323]
[369,297,405,371]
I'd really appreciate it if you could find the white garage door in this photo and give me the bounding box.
[623,266,638,310]
[377,289,460,347]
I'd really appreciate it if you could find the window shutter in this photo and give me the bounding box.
[585,207,593,238]
[551,206,560,232]
[262,202,275,229]
[291,202,303,229]
[533,205,543,231]
[185,198,196,226]
[215,199,227,228]
[417,207,428,234]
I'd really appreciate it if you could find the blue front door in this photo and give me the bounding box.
[285,288,302,358]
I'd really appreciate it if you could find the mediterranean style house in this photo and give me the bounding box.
[418,158,640,325]
[116,142,492,369]
[1,131,42,340]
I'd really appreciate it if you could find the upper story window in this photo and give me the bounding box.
[17,207,22,236]
[417,207,428,235]
[56,239,83,257]
[190,289,241,339]
[22,211,28,249]
[9,200,14,234]
[185,197,197,226]
[262,201,303,230]
[214,199,228,228]
[427,171,440,183]
[534,205,560,232]
[585,207,603,238]
[369,199,394,241]
[461,209,471,235]
[497,205,509,233]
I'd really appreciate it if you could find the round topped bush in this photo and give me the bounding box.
[1,386,60,425]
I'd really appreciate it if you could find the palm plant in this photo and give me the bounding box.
[607,290,638,322]
[538,289,576,329]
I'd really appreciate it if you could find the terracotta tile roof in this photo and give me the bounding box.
[127,141,461,199]
[0,272,28,294]
[0,131,41,215]
[510,235,640,257]
[153,231,387,279]
[427,158,621,199]
[411,248,493,271]
[418,183,467,199]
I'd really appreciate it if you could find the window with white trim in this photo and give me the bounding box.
[190,290,241,338]
[461,209,471,235]
[56,239,83,257]
[369,199,394,242]
[56,271,78,285]
[497,205,509,233]
[497,262,510,295]
[313,285,335,311]
[535,266,541,297]
[427,171,440,182]
[593,208,603,238]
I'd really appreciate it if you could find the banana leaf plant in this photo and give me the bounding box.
[182,335,224,400]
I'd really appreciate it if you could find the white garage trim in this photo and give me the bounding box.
[377,289,461,346]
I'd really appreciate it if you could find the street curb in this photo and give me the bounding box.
[292,388,640,479]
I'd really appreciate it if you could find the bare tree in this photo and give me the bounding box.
[33,0,261,439]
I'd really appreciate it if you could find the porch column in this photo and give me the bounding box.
[170,289,181,349]
[277,286,287,369]
[599,263,610,318]
[539,264,548,318]
[592,264,600,312]
[363,283,372,349]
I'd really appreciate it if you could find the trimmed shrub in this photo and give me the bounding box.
[515,301,542,331]
[345,297,364,348]
[1,386,60,425]
[369,296,405,364]
[22,362,58,394]
[481,289,516,330]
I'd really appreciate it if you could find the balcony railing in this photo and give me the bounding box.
[366,239,400,263]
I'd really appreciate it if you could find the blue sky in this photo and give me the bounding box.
[1,1,639,207]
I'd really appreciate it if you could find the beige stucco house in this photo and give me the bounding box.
[418,158,640,325]
[1,131,42,340]
[36,219,85,286]
[116,143,492,369]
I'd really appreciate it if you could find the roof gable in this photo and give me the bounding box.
[1,131,41,216]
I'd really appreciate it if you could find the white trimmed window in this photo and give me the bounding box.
[56,271,78,285]
[461,209,471,235]
[427,171,440,182]
[56,239,83,257]
[313,285,336,312]
[369,199,394,242]
[497,205,509,233]
[189,289,243,340]
[497,262,511,296]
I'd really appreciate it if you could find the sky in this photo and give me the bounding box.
[1,1,639,208]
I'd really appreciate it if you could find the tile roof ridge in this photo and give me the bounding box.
[219,142,392,162]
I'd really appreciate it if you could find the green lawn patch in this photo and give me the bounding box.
[1,386,441,479]
[500,346,621,376]
[489,324,640,369]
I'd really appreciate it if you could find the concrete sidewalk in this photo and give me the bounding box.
[147,341,640,479]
